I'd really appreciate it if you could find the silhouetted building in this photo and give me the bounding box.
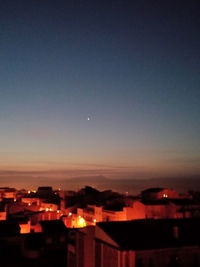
[141,188,180,201]
[0,219,68,267]
[73,218,200,267]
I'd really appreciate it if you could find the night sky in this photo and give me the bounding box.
[0,0,200,182]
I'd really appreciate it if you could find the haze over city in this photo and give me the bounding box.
[0,0,200,189]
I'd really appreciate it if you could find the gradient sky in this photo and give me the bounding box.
[0,0,200,179]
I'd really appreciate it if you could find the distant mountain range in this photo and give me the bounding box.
[0,174,200,194]
[63,176,200,194]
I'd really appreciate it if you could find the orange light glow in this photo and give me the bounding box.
[77,217,86,228]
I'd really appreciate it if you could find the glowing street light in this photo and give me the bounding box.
[77,217,86,228]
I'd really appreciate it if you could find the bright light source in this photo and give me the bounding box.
[77,217,86,228]
[69,212,72,216]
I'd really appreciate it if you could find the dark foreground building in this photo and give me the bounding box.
[0,220,68,267]
[0,218,200,266]
[73,218,200,267]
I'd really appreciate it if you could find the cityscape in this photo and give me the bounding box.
[1,0,200,266]
[0,185,200,266]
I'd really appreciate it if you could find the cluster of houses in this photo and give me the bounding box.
[0,185,200,266]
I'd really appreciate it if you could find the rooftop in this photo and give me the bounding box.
[97,218,200,251]
[142,188,165,193]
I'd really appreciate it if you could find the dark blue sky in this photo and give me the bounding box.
[0,0,200,179]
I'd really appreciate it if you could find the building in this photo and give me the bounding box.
[67,202,145,227]
[141,188,180,201]
[73,218,200,267]
[0,219,68,267]
[0,187,16,201]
